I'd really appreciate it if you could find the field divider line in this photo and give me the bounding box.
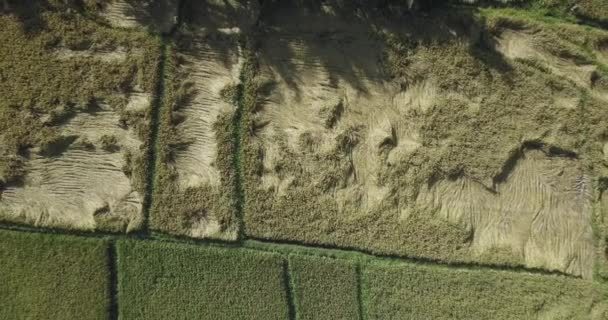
[282,256,297,320]
[244,237,579,278]
[139,38,167,236]
[230,35,258,242]
[356,262,365,320]
[107,240,119,320]
[0,220,589,281]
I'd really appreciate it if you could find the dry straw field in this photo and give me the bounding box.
[1,0,608,319]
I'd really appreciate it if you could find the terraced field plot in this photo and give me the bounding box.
[241,1,608,277]
[0,229,110,320]
[0,3,159,232]
[116,239,290,320]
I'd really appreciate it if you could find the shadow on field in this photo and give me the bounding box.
[1,0,49,34]
[252,0,513,101]
[1,0,108,33]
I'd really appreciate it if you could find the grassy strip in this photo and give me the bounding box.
[116,239,290,320]
[140,37,167,235]
[362,260,608,319]
[527,0,608,25]
[243,238,575,278]
[0,221,582,278]
[0,229,110,320]
[454,0,608,26]
[148,33,240,240]
[283,259,297,320]
[107,241,119,320]
[230,37,251,240]
[289,254,360,320]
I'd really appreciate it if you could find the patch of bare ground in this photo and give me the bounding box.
[242,2,608,277]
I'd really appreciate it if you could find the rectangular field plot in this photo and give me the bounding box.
[0,3,159,233]
[149,3,248,241]
[289,255,360,320]
[116,240,289,320]
[0,230,110,320]
[361,262,608,320]
[241,1,608,278]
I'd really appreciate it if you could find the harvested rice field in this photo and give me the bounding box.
[0,0,160,232]
[2,0,608,319]
[241,0,608,278]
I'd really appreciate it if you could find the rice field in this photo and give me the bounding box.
[361,261,608,319]
[0,229,110,320]
[2,1,608,319]
[239,0,608,278]
[0,0,160,233]
[3,228,606,320]
[116,239,290,320]
[289,254,361,320]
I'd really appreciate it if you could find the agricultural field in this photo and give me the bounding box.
[0,229,110,320]
[361,260,608,319]
[0,0,160,232]
[148,0,259,240]
[2,0,608,319]
[116,239,290,320]
[289,254,361,320]
[241,0,608,278]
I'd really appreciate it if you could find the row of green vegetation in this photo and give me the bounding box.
[3,228,606,319]
[442,1,608,25]
[522,0,608,24]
